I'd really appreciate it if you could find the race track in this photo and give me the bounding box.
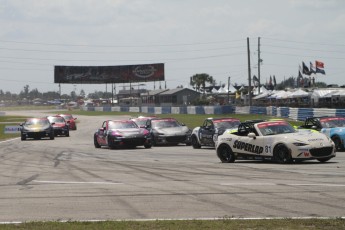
[1,111,345,222]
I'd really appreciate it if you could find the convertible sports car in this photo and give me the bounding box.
[57,114,77,130]
[94,120,152,149]
[299,116,345,150]
[216,120,336,164]
[145,118,192,146]
[47,115,70,137]
[20,117,55,140]
[130,115,157,128]
[191,117,240,148]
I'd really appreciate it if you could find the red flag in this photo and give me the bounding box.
[315,60,324,69]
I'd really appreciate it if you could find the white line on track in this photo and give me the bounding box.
[221,182,345,187]
[1,216,344,224]
[33,180,123,185]
[0,137,20,144]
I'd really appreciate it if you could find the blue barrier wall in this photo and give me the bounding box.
[81,105,345,121]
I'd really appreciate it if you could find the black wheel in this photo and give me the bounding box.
[50,133,54,140]
[331,136,342,150]
[21,134,26,141]
[94,135,101,148]
[317,157,332,163]
[107,137,117,149]
[151,135,157,146]
[191,135,201,149]
[274,144,292,164]
[217,144,235,163]
[66,131,70,137]
[144,144,152,149]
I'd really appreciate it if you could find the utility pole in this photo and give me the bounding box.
[227,76,230,104]
[247,37,252,106]
[258,37,261,94]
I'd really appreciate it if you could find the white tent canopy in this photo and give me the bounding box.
[287,89,310,98]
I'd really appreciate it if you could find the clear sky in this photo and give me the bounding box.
[0,0,344,96]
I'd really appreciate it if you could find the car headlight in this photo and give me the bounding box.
[293,142,308,146]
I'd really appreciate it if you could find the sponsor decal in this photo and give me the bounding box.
[133,65,156,78]
[232,140,263,154]
[4,126,21,134]
[307,138,324,142]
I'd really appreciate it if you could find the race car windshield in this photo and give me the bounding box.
[48,117,65,123]
[320,118,345,128]
[132,119,148,126]
[258,123,296,136]
[62,115,73,120]
[152,120,179,128]
[214,121,241,129]
[25,119,49,126]
[109,121,138,129]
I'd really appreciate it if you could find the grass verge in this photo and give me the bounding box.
[0,115,28,140]
[0,218,344,230]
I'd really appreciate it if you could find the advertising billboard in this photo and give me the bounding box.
[54,63,164,84]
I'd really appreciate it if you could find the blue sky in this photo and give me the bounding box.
[0,0,344,95]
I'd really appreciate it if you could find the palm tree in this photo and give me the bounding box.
[190,73,214,93]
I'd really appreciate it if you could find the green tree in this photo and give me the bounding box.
[190,73,214,93]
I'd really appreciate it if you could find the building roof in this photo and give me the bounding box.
[159,88,200,95]
[140,89,168,96]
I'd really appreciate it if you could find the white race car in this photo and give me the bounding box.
[216,120,336,164]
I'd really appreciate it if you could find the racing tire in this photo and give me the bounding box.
[94,135,101,148]
[144,144,152,149]
[331,136,342,150]
[50,132,55,140]
[317,157,332,163]
[273,144,292,164]
[151,135,157,146]
[217,144,235,163]
[21,134,26,141]
[66,132,70,137]
[191,135,201,149]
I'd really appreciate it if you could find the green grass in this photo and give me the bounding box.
[0,218,344,230]
[0,116,28,140]
[0,105,56,111]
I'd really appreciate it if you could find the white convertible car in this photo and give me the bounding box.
[216,120,336,164]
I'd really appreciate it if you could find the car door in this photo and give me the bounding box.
[200,120,215,145]
[97,121,108,145]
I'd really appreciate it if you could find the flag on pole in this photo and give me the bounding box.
[310,62,316,74]
[302,62,311,75]
[273,75,277,87]
[315,60,324,69]
[315,60,326,75]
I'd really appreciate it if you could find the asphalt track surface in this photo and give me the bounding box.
[1,111,345,222]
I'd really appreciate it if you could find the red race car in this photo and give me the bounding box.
[94,120,152,149]
[57,114,77,130]
[47,115,70,137]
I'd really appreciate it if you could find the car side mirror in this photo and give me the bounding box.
[51,122,55,125]
[248,132,256,139]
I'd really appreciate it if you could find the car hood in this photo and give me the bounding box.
[110,128,144,137]
[23,124,50,131]
[53,123,66,127]
[154,126,189,135]
[278,131,332,146]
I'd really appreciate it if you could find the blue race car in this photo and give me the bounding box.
[299,116,345,150]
